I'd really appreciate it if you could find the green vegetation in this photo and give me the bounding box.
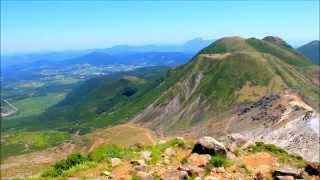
[209,154,233,168]
[2,36,319,163]
[3,92,66,121]
[247,142,307,168]
[41,138,187,178]
[149,138,187,164]
[129,36,319,131]
[4,37,318,136]
[88,144,135,162]
[1,130,70,159]
[1,67,169,161]
[42,153,89,177]
[246,38,311,67]
[239,164,252,176]
[2,67,169,135]
[233,147,242,157]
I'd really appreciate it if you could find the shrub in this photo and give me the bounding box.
[142,138,187,165]
[88,144,132,162]
[234,147,241,157]
[41,167,61,177]
[181,157,188,164]
[169,138,186,148]
[209,155,233,167]
[239,164,251,175]
[42,153,88,177]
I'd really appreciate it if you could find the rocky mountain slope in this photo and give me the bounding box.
[3,134,319,179]
[128,36,319,162]
[132,36,318,133]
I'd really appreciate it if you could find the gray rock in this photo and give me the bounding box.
[215,167,226,173]
[226,151,237,160]
[227,133,248,146]
[192,136,227,156]
[131,159,147,172]
[274,176,295,180]
[273,167,303,179]
[134,165,147,171]
[179,170,188,180]
[164,147,176,157]
[140,151,152,161]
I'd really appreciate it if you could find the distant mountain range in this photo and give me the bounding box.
[1,38,213,68]
[63,51,192,66]
[297,40,320,64]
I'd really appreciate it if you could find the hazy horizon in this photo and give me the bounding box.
[2,36,319,56]
[1,1,319,54]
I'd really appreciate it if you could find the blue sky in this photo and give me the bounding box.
[1,1,319,54]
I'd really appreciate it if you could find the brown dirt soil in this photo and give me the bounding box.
[112,162,132,179]
[1,142,77,177]
[86,123,156,148]
[240,152,278,177]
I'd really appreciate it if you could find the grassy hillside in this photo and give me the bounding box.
[1,66,169,134]
[2,92,66,121]
[1,130,70,159]
[132,36,319,132]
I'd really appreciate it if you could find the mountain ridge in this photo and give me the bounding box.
[130,36,318,133]
[297,40,320,65]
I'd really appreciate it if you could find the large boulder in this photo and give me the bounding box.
[305,162,320,176]
[192,136,227,156]
[272,167,303,179]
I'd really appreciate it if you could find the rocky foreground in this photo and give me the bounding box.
[19,135,320,180]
